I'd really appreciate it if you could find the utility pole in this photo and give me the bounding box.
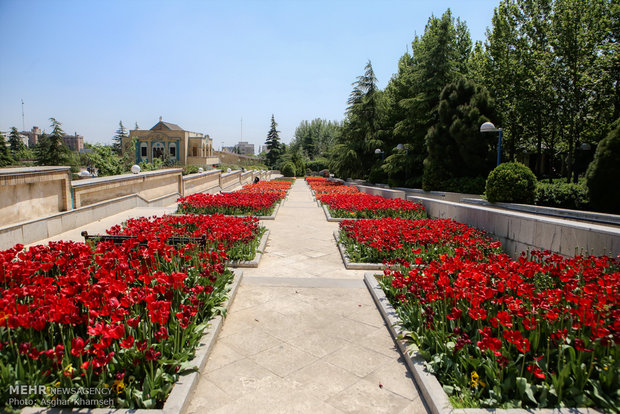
[21,99,25,131]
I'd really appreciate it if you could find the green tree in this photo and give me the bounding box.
[113,121,128,154]
[585,119,620,213]
[264,114,282,168]
[291,119,341,159]
[331,60,383,180]
[381,10,472,187]
[36,118,70,166]
[423,77,496,191]
[8,127,26,159]
[0,133,12,167]
[551,0,614,182]
[81,144,126,176]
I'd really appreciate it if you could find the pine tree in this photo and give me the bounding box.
[36,118,70,166]
[0,133,13,167]
[113,121,128,154]
[265,115,282,168]
[423,77,496,191]
[8,127,25,158]
[331,60,382,180]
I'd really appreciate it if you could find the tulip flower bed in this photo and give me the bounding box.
[177,192,281,216]
[236,180,291,200]
[379,250,619,410]
[339,218,501,264]
[319,193,426,219]
[0,238,234,409]
[107,214,266,261]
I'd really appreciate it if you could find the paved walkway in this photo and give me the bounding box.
[187,180,427,413]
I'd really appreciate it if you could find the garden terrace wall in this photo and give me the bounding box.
[183,169,222,195]
[219,170,242,191]
[353,185,406,200]
[240,171,253,185]
[409,195,620,258]
[0,166,72,227]
[72,169,183,208]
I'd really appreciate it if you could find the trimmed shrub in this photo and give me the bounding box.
[281,162,296,177]
[485,162,537,204]
[440,176,486,195]
[306,157,329,172]
[585,120,620,214]
[535,182,589,210]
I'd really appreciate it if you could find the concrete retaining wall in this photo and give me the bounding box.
[355,185,406,200]
[409,196,620,258]
[72,169,183,208]
[219,170,242,191]
[183,170,222,195]
[0,167,72,227]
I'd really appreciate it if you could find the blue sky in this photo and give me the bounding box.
[0,0,499,150]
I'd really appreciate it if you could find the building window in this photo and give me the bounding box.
[153,142,165,160]
[169,143,176,158]
[192,146,198,156]
[140,142,148,157]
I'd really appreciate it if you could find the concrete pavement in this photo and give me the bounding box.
[186,180,427,413]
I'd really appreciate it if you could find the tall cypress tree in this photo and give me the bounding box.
[113,121,128,154]
[331,60,382,180]
[265,114,282,168]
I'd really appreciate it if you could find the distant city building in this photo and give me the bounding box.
[236,141,255,155]
[222,146,236,153]
[125,119,214,166]
[1,130,28,146]
[63,132,84,152]
[21,126,41,147]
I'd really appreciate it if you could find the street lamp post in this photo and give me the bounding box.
[480,122,503,166]
[375,148,385,161]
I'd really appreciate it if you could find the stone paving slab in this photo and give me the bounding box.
[186,180,426,413]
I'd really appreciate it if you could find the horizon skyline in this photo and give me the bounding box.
[1,0,499,151]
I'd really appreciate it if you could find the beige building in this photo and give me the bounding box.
[125,120,214,166]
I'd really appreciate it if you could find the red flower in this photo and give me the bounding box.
[468,307,487,321]
[120,336,135,349]
[70,337,87,356]
[527,364,545,379]
[145,347,161,361]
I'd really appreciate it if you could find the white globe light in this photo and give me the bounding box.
[131,165,141,174]
[198,167,204,173]
[227,168,232,173]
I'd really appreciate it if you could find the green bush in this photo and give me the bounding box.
[485,162,537,204]
[439,176,486,194]
[535,182,589,210]
[306,157,329,172]
[182,165,200,175]
[280,162,296,177]
[585,120,620,214]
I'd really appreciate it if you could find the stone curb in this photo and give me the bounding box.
[227,230,270,268]
[334,231,383,270]
[363,273,603,414]
[322,204,361,222]
[21,270,244,414]
[255,200,281,220]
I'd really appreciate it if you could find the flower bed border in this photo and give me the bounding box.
[363,272,603,414]
[322,204,362,222]
[227,230,270,268]
[333,231,383,270]
[21,269,244,414]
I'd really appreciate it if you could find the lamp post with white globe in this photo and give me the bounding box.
[480,122,503,166]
